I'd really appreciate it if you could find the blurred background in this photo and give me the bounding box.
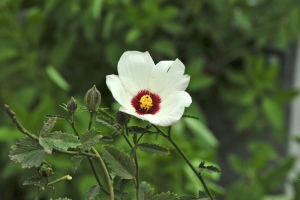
[1,0,300,199]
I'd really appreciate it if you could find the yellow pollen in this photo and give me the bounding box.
[139,95,153,111]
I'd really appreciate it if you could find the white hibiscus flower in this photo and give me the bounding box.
[106,51,192,126]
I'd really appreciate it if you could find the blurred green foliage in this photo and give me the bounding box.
[1,0,300,199]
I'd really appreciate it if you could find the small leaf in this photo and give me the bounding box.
[23,175,43,187]
[50,198,72,200]
[45,114,68,121]
[86,185,100,200]
[100,135,113,141]
[71,156,86,174]
[179,196,202,200]
[153,192,179,200]
[39,131,80,154]
[137,143,169,156]
[40,117,57,136]
[198,161,221,174]
[79,128,102,151]
[128,126,155,134]
[9,137,47,168]
[102,145,136,179]
[139,182,154,200]
[182,114,201,121]
[96,115,118,130]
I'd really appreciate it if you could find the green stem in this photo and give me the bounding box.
[128,127,140,200]
[91,147,114,200]
[153,125,214,200]
[47,175,72,186]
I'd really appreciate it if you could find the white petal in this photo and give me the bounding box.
[119,91,191,126]
[118,51,155,96]
[154,91,192,126]
[106,75,133,110]
[149,59,190,100]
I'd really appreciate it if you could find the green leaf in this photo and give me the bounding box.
[71,156,86,174]
[40,117,57,136]
[9,137,47,168]
[46,65,70,91]
[137,143,169,156]
[45,114,68,121]
[50,198,72,200]
[262,97,284,139]
[179,196,201,200]
[102,145,136,179]
[198,161,221,174]
[79,128,102,151]
[128,126,155,134]
[39,131,80,154]
[139,182,154,200]
[153,192,179,200]
[182,114,201,121]
[86,185,100,200]
[100,135,113,141]
[96,115,118,131]
[23,175,43,187]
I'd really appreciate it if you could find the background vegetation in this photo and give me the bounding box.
[1,0,300,199]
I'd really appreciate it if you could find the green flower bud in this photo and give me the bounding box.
[37,163,53,179]
[116,111,131,126]
[67,97,77,115]
[84,85,101,112]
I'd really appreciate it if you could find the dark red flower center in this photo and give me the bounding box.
[131,90,161,115]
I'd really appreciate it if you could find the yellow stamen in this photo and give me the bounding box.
[139,94,153,111]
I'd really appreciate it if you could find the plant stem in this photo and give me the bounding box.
[128,127,140,200]
[91,147,114,200]
[4,104,96,157]
[87,110,114,200]
[47,175,72,186]
[153,125,214,200]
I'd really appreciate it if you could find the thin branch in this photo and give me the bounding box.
[152,124,214,200]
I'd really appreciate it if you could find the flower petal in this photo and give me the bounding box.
[154,91,192,126]
[118,51,155,96]
[106,75,133,110]
[122,91,192,126]
[149,59,190,100]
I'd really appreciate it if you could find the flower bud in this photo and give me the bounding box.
[67,97,77,115]
[84,85,101,112]
[37,164,53,179]
[116,111,131,126]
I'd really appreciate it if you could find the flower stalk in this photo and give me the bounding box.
[153,125,214,200]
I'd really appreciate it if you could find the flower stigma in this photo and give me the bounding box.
[139,94,153,111]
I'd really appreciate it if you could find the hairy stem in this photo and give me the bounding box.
[87,111,114,200]
[153,125,214,200]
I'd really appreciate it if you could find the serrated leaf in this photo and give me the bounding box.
[180,196,202,200]
[198,161,221,174]
[40,117,57,136]
[23,175,43,187]
[100,135,113,141]
[182,114,201,121]
[98,108,116,121]
[102,145,136,179]
[50,198,72,200]
[9,137,47,168]
[137,143,169,156]
[86,185,100,200]
[153,192,179,200]
[45,114,68,121]
[128,126,155,134]
[71,156,86,174]
[39,131,80,154]
[79,128,102,151]
[139,182,154,200]
[96,115,118,130]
